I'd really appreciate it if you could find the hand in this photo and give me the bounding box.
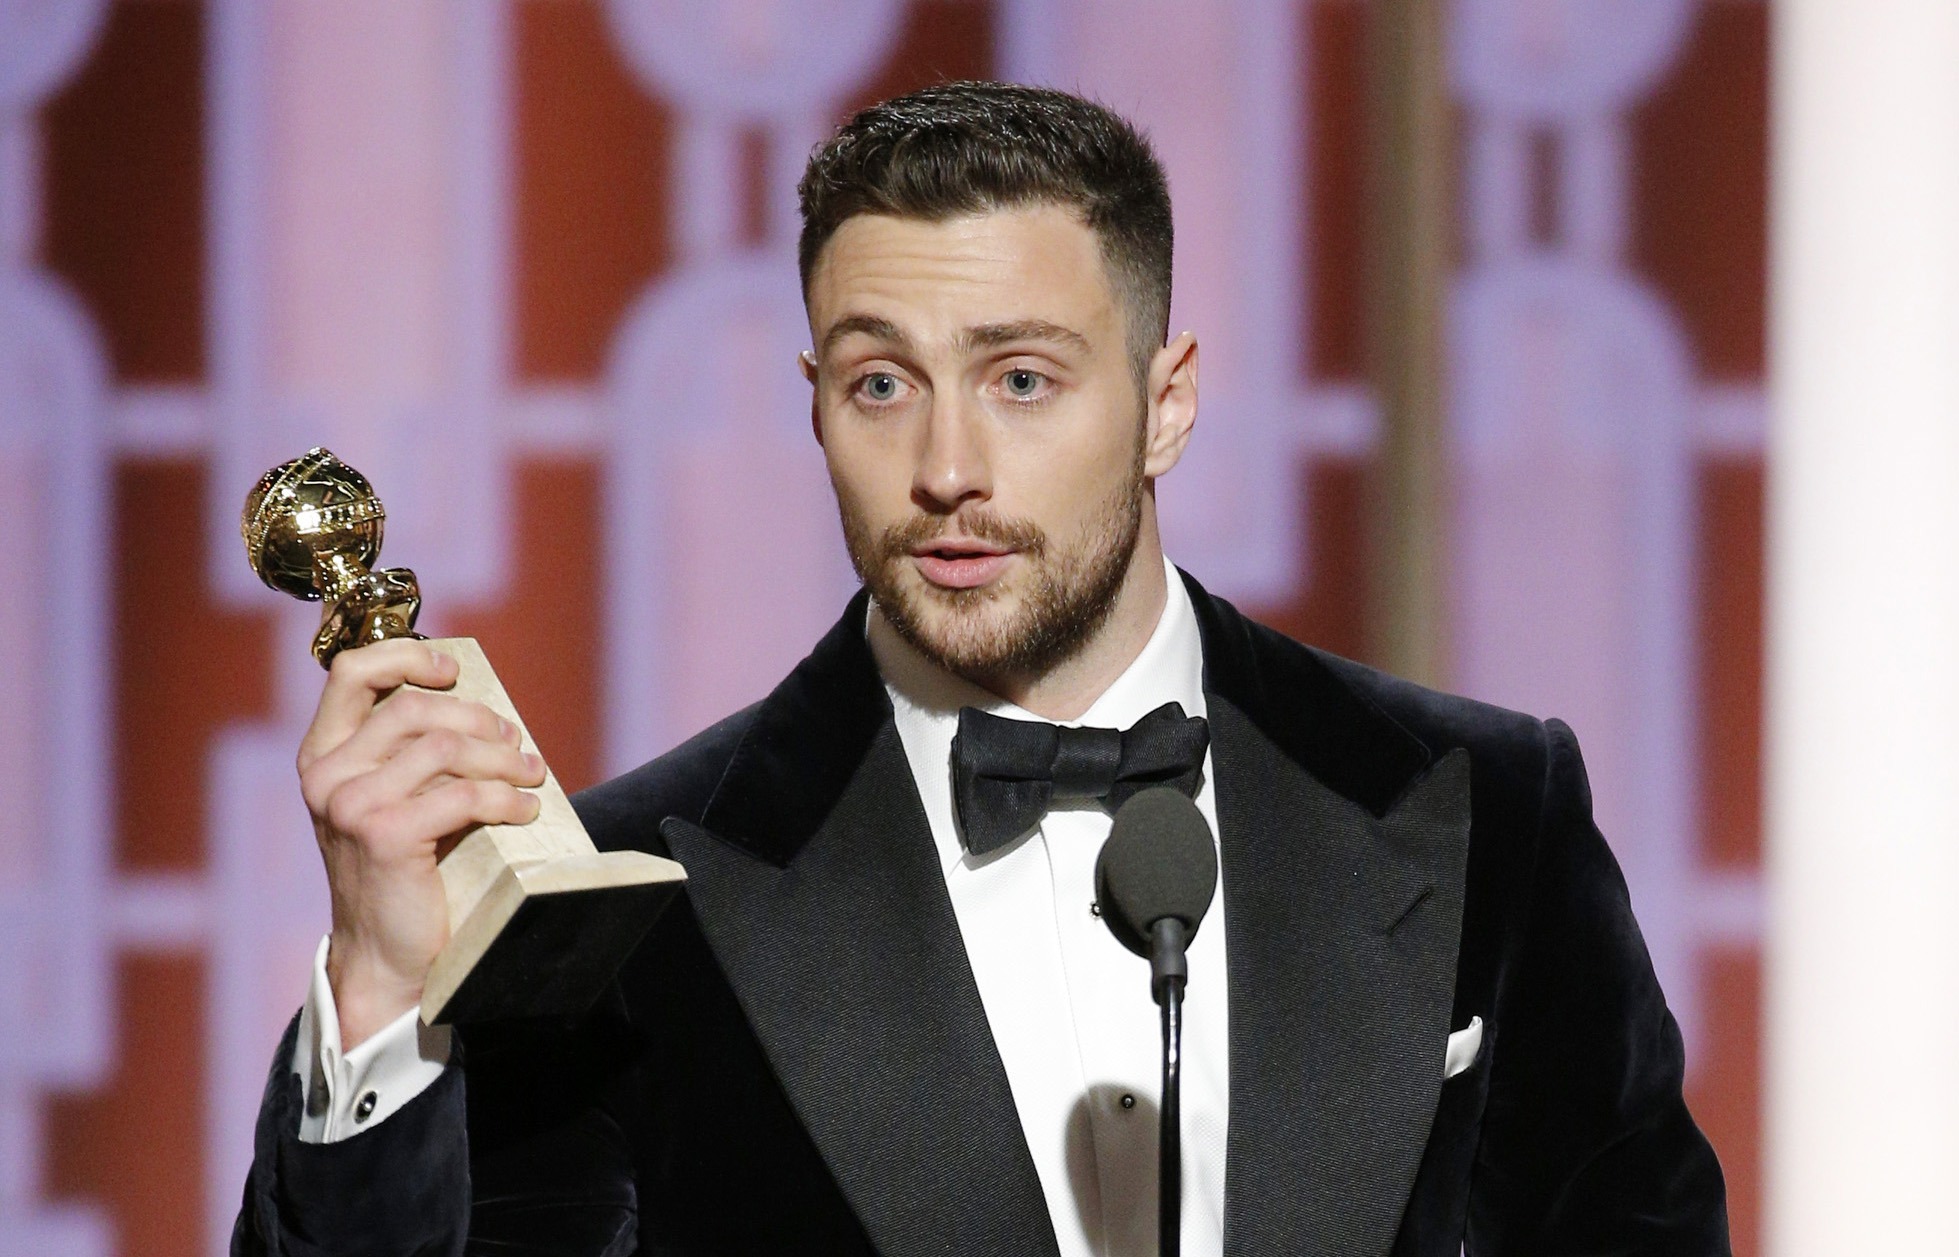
[297,640,545,1048]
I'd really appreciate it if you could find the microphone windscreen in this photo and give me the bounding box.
[1095,787,1219,959]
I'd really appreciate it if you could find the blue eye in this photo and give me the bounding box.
[863,373,898,402]
[1003,369,1044,399]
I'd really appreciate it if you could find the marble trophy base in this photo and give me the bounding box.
[399,638,686,1025]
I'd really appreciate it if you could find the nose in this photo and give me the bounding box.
[911,393,991,512]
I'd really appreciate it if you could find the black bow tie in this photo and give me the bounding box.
[949,701,1210,856]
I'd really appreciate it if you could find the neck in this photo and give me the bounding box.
[974,526,1170,722]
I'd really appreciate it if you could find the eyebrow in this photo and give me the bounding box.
[817,315,1093,361]
[819,314,912,359]
[958,319,1092,357]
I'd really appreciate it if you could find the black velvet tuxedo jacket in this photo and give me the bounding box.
[233,571,1728,1256]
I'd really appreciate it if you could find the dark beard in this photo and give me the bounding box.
[836,467,1145,688]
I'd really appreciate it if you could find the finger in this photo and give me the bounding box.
[303,641,460,763]
[343,688,521,767]
[349,779,544,862]
[302,693,520,814]
[362,728,545,810]
[319,731,542,856]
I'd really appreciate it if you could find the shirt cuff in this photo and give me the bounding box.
[293,934,452,1144]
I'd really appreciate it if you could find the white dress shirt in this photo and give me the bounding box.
[293,555,1231,1256]
[869,555,1228,1257]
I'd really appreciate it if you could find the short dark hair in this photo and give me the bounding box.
[797,81,1174,381]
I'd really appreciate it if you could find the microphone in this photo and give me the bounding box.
[1094,787,1218,1257]
[1096,787,1219,1002]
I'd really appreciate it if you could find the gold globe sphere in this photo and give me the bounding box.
[242,447,387,601]
[242,447,422,666]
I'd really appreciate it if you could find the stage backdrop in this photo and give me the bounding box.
[0,1,1767,1253]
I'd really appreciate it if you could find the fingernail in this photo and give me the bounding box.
[525,752,543,773]
[498,717,516,740]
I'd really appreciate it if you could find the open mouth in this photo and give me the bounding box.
[910,542,1013,589]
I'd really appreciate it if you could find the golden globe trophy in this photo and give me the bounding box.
[242,447,685,1024]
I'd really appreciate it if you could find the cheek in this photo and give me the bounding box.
[993,446,1126,538]
[821,425,912,519]
[1026,408,1141,493]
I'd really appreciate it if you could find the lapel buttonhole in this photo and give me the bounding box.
[1383,884,1434,937]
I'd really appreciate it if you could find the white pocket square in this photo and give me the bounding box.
[1444,1016,1484,1080]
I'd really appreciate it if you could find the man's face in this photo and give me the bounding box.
[803,205,1181,687]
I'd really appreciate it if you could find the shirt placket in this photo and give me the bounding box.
[1045,803,1163,1255]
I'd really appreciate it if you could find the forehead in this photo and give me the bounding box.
[805,206,1121,348]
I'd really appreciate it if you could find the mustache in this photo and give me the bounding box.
[878,511,1049,558]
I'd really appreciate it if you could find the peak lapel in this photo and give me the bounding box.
[1181,572,1473,1256]
[663,597,1058,1257]
[1213,704,1471,1256]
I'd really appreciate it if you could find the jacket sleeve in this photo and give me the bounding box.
[230,1012,471,1257]
[1466,718,1731,1255]
[231,1000,640,1257]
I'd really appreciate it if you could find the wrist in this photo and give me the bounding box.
[326,934,426,1050]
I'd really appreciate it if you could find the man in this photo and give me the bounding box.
[232,82,1728,1255]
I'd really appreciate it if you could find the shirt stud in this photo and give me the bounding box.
[355,1091,378,1122]
[1089,900,1102,918]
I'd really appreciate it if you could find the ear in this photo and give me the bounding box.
[1142,331,1198,478]
[800,350,825,447]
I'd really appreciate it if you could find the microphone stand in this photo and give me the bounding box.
[1150,918,1191,1257]
[1094,788,1217,1257]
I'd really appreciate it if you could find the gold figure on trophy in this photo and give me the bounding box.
[243,447,685,1025]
